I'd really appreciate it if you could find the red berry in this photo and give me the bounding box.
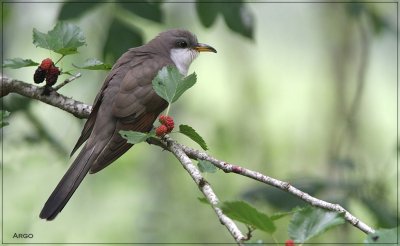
[285,240,295,246]
[164,118,174,131]
[156,125,168,137]
[40,58,54,70]
[33,66,46,84]
[158,115,174,131]
[45,66,60,86]
[159,115,167,124]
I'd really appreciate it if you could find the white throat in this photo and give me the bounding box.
[170,48,199,76]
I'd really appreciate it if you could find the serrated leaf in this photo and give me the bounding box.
[364,227,398,244]
[288,206,345,243]
[197,159,217,173]
[73,58,112,70]
[152,66,181,103]
[119,130,149,144]
[33,22,86,55]
[173,73,197,103]
[179,124,208,150]
[1,110,10,128]
[221,201,276,234]
[152,66,197,104]
[3,58,38,69]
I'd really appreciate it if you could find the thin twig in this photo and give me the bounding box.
[170,142,376,235]
[163,135,246,244]
[54,54,65,66]
[54,72,82,91]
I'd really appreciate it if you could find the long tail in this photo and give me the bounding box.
[39,145,96,220]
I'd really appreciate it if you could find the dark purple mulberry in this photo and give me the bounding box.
[45,66,60,86]
[33,67,46,84]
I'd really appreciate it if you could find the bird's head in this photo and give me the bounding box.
[151,29,217,75]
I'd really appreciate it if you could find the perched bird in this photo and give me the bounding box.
[40,29,217,220]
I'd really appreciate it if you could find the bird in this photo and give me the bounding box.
[39,29,217,220]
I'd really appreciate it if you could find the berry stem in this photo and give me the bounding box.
[165,103,171,116]
[54,55,65,65]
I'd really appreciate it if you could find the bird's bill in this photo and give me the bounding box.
[194,43,217,53]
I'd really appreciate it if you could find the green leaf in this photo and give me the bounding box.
[58,1,101,20]
[3,58,38,69]
[288,206,345,243]
[195,1,254,39]
[103,18,143,62]
[174,73,197,103]
[119,130,149,144]
[270,207,302,221]
[33,22,86,55]
[152,66,197,104]
[152,66,196,104]
[221,2,254,39]
[119,2,163,23]
[1,110,10,128]
[197,159,217,173]
[365,227,398,244]
[179,124,208,150]
[196,2,219,27]
[152,66,182,103]
[221,201,276,234]
[72,58,112,70]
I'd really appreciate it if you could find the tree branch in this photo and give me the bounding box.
[162,135,246,244]
[168,142,376,235]
[2,76,376,242]
[1,76,91,119]
[149,140,376,235]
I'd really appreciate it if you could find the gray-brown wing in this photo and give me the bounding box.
[70,51,138,156]
[88,54,171,173]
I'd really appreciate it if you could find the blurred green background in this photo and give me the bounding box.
[1,1,397,244]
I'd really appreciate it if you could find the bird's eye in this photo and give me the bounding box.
[176,40,188,48]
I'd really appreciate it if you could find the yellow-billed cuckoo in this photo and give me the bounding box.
[40,29,216,220]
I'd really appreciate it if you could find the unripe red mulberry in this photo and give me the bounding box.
[158,115,174,131]
[285,240,295,246]
[159,115,167,124]
[156,125,168,137]
[164,117,174,131]
[40,58,54,70]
